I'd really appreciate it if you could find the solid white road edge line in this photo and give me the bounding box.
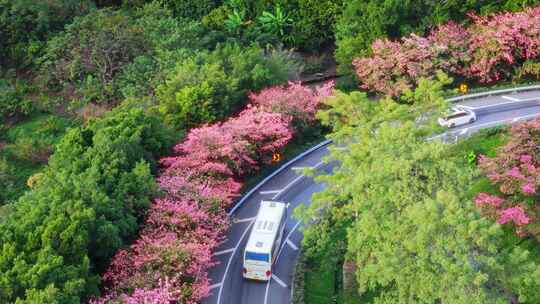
[286,239,299,251]
[213,248,235,256]
[216,219,255,304]
[501,95,521,101]
[272,274,288,288]
[233,216,256,224]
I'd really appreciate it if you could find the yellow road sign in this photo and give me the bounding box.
[459,83,468,94]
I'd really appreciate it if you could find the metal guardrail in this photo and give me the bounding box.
[446,84,540,103]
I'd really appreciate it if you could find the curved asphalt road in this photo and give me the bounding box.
[202,89,540,304]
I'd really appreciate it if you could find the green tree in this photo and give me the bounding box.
[298,75,540,302]
[157,43,293,129]
[0,108,173,303]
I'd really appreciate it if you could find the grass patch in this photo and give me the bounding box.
[305,261,337,304]
[450,126,508,161]
[0,113,78,204]
[302,255,360,304]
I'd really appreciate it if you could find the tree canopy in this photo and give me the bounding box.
[297,74,540,303]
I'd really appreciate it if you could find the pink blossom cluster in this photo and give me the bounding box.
[497,206,530,226]
[475,193,504,208]
[353,7,540,96]
[93,81,334,303]
[475,119,540,241]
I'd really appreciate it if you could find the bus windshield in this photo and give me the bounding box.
[245,251,270,262]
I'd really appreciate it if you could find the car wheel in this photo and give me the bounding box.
[469,117,475,123]
[450,123,455,128]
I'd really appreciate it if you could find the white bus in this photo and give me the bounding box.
[243,200,288,281]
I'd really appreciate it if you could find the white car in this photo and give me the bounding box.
[438,106,476,128]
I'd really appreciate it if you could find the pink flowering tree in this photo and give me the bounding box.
[248,81,335,129]
[352,7,540,96]
[466,7,540,83]
[476,119,540,241]
[94,81,333,303]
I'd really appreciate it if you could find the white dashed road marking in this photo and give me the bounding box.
[210,283,222,290]
[271,274,288,288]
[213,248,235,256]
[501,95,521,101]
[291,166,312,171]
[233,216,256,224]
[217,219,255,304]
[260,190,281,195]
[286,239,299,251]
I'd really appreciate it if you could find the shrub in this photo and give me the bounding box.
[12,137,53,165]
[0,157,17,205]
[157,43,294,129]
[289,0,343,49]
[160,0,219,20]
[0,78,34,124]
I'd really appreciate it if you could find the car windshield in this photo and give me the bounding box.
[445,112,468,119]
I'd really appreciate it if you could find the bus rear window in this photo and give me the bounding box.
[245,251,269,262]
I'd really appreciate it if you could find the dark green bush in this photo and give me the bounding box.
[289,0,343,49]
[161,0,220,19]
[0,79,33,125]
[213,0,342,50]
[157,43,295,128]
[0,0,94,67]
[0,158,17,205]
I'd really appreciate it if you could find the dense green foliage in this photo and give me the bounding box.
[298,75,540,302]
[0,78,33,128]
[335,0,540,74]
[161,0,220,19]
[157,43,294,128]
[0,115,76,205]
[0,108,173,303]
[0,0,94,67]
[39,3,213,104]
[203,0,343,50]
